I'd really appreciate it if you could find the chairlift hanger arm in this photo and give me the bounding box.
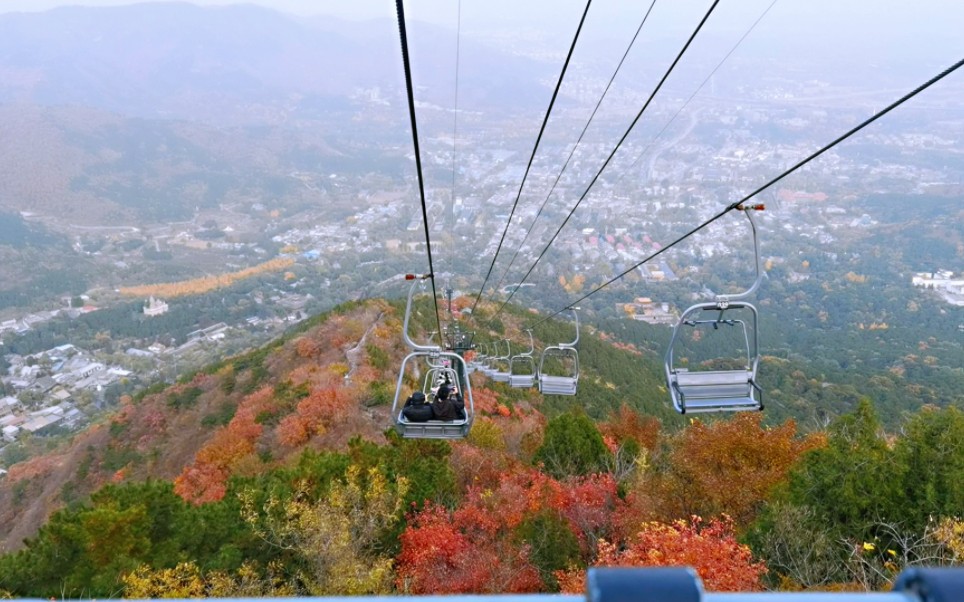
[715,206,763,305]
[402,275,442,352]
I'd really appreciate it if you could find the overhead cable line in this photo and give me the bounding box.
[468,0,593,314]
[433,0,462,236]
[442,0,463,318]
[497,0,721,317]
[450,0,462,222]
[528,55,964,328]
[395,0,442,335]
[615,0,778,188]
[491,0,658,298]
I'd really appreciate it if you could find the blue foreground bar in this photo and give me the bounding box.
[16,566,962,602]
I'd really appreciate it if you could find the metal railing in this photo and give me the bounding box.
[81,566,961,602]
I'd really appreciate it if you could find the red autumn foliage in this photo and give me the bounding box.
[471,386,501,416]
[398,467,627,593]
[396,503,542,594]
[559,473,621,547]
[557,516,767,593]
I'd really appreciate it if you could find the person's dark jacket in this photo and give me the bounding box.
[402,391,432,422]
[432,385,458,421]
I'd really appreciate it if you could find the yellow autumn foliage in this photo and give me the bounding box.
[935,518,964,560]
[120,257,295,298]
[239,465,408,595]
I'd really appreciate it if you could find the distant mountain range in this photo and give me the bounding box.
[0,2,550,124]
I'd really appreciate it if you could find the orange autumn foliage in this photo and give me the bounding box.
[295,337,321,359]
[651,414,823,528]
[600,405,661,451]
[120,257,294,298]
[557,516,766,593]
[276,386,356,447]
[174,387,275,504]
[449,443,514,492]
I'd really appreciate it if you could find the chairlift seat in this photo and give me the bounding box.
[395,415,471,439]
[669,369,762,413]
[539,374,578,396]
[490,369,510,383]
[510,373,536,388]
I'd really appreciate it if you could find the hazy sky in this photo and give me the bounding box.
[4,0,964,38]
[2,0,961,91]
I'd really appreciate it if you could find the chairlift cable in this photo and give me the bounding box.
[490,0,659,298]
[623,0,776,313]
[395,0,442,335]
[614,0,779,188]
[468,0,593,314]
[450,0,462,225]
[527,55,964,329]
[428,0,464,240]
[496,0,722,318]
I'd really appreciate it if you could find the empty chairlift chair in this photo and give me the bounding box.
[538,308,580,396]
[665,206,765,413]
[391,275,474,439]
[477,343,496,377]
[489,339,512,383]
[509,330,537,389]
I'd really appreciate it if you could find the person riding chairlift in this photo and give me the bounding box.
[402,390,432,422]
[432,384,461,421]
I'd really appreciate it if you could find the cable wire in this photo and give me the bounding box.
[444,0,463,319]
[497,0,721,316]
[614,0,778,188]
[469,0,593,313]
[450,0,462,225]
[491,0,658,298]
[395,0,442,335]
[528,55,964,328]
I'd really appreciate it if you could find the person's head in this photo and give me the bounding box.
[436,385,450,401]
[411,391,426,404]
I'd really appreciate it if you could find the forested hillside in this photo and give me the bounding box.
[0,297,961,597]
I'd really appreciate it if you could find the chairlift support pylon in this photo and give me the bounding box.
[665,206,765,413]
[538,308,580,396]
[391,275,474,438]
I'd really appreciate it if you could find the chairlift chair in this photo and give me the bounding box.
[477,342,497,377]
[391,275,474,439]
[509,329,537,389]
[489,339,512,383]
[538,308,580,396]
[664,206,765,414]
